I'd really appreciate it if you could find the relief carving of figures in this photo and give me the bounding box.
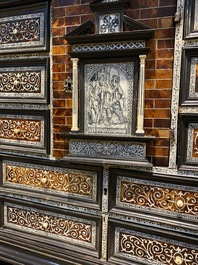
[85,63,134,135]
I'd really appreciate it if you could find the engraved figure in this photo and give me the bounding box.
[111,75,125,124]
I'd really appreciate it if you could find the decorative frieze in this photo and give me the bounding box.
[72,41,145,53]
[69,139,146,160]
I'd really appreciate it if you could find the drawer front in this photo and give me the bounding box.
[0,2,49,53]
[109,221,198,265]
[110,170,198,221]
[0,59,49,103]
[0,111,49,154]
[3,160,100,207]
[4,202,99,254]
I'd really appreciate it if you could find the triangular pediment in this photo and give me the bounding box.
[66,16,151,37]
[66,20,95,36]
[124,16,151,31]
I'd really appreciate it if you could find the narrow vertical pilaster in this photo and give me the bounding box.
[71,58,79,131]
[136,55,146,135]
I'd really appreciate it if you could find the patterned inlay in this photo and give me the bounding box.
[115,227,198,264]
[0,67,43,93]
[0,13,44,48]
[5,204,95,247]
[70,140,145,160]
[73,41,145,52]
[99,13,120,33]
[5,162,95,200]
[117,177,198,218]
[0,117,41,142]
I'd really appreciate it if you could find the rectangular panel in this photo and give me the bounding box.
[180,50,198,106]
[0,110,49,155]
[3,160,99,206]
[178,114,198,169]
[109,221,198,265]
[83,60,136,136]
[109,169,198,222]
[0,59,49,103]
[69,139,146,160]
[4,202,99,253]
[0,1,50,53]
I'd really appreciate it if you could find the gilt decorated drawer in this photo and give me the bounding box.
[3,201,101,257]
[2,160,101,209]
[108,221,198,265]
[109,169,198,222]
[0,59,49,103]
[0,1,50,53]
[0,110,49,155]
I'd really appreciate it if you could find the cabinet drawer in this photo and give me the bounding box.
[2,160,101,209]
[0,111,49,155]
[109,169,198,222]
[3,201,101,257]
[0,2,50,53]
[109,220,198,265]
[0,59,49,103]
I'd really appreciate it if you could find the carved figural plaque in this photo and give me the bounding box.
[84,62,134,135]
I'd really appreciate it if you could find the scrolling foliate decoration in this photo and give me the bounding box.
[6,204,95,247]
[115,228,198,265]
[0,13,44,48]
[117,176,198,218]
[0,118,41,142]
[4,162,96,200]
[0,68,42,93]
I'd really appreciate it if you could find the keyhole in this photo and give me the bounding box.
[104,188,107,195]
[68,82,72,91]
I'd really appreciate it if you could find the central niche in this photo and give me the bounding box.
[84,61,134,135]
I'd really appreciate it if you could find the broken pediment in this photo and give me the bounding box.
[65,0,153,45]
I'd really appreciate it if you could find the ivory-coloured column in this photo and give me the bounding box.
[136,55,146,135]
[71,58,79,131]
